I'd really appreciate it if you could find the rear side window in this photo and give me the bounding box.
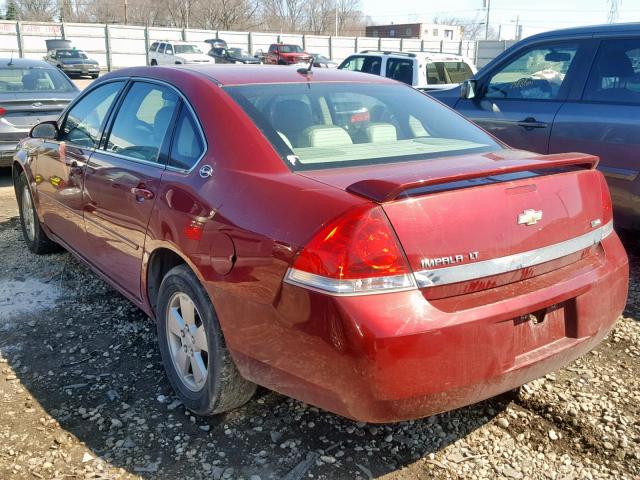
[169,106,205,170]
[386,58,413,85]
[105,82,178,163]
[583,39,640,104]
[340,56,381,75]
[60,81,124,148]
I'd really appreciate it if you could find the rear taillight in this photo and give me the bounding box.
[285,205,416,295]
[0,107,6,117]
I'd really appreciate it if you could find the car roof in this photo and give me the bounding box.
[106,64,396,87]
[525,22,640,41]
[0,58,56,68]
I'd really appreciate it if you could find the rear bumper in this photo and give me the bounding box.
[0,141,21,167]
[220,233,628,423]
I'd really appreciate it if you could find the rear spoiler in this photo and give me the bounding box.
[346,153,599,203]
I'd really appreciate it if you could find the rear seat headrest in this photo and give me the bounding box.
[302,125,352,148]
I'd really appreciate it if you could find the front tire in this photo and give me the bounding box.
[156,264,256,415]
[16,172,60,254]
[150,59,157,66]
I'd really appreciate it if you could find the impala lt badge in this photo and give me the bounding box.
[518,209,543,226]
[421,251,479,269]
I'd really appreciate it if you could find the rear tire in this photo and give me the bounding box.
[16,172,61,254]
[156,264,256,415]
[91,73,98,79]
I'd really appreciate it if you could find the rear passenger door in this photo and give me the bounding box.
[82,80,179,299]
[456,41,584,154]
[550,37,640,228]
[386,57,414,85]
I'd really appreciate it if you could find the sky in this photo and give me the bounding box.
[0,0,638,39]
[363,0,640,38]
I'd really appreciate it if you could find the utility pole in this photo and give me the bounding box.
[335,0,339,36]
[515,15,520,40]
[124,0,128,25]
[484,0,491,40]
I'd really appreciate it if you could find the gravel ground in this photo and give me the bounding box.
[0,167,638,480]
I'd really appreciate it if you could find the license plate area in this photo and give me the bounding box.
[512,301,576,359]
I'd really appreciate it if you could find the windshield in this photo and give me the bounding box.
[224,83,500,171]
[426,61,473,84]
[57,49,88,59]
[279,45,303,53]
[174,45,202,54]
[0,67,76,93]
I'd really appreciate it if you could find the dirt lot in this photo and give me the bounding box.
[0,166,639,480]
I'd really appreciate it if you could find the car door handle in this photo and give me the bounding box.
[131,187,154,201]
[517,117,548,129]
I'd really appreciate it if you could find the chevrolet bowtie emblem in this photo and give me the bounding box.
[518,209,543,226]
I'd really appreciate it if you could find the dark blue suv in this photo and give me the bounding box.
[430,23,640,229]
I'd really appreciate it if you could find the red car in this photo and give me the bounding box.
[13,65,628,423]
[262,43,312,65]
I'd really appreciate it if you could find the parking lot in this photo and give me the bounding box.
[1,66,640,480]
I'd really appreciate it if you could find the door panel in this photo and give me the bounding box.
[35,81,125,254]
[82,81,179,298]
[83,152,164,297]
[550,38,640,228]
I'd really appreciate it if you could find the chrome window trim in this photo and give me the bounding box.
[413,221,614,288]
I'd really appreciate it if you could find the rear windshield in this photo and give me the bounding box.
[224,82,500,170]
[279,45,303,53]
[0,67,76,93]
[426,61,474,84]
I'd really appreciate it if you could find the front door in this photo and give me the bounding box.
[34,80,126,255]
[455,42,582,154]
[82,80,179,299]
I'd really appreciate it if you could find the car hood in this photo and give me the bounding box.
[281,52,311,59]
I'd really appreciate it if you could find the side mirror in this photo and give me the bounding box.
[460,79,477,100]
[30,121,58,140]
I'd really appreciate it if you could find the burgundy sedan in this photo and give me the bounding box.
[12,65,628,423]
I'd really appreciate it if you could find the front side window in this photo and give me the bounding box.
[169,106,205,170]
[165,44,174,55]
[105,82,178,163]
[486,43,578,100]
[339,56,381,75]
[225,82,500,171]
[386,58,414,85]
[158,43,166,54]
[0,67,76,93]
[583,39,640,104]
[175,44,202,54]
[60,81,124,148]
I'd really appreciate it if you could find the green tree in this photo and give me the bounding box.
[5,1,19,20]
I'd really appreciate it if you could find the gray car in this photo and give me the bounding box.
[0,58,79,167]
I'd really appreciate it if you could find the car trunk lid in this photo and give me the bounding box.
[1,95,71,128]
[299,149,612,298]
